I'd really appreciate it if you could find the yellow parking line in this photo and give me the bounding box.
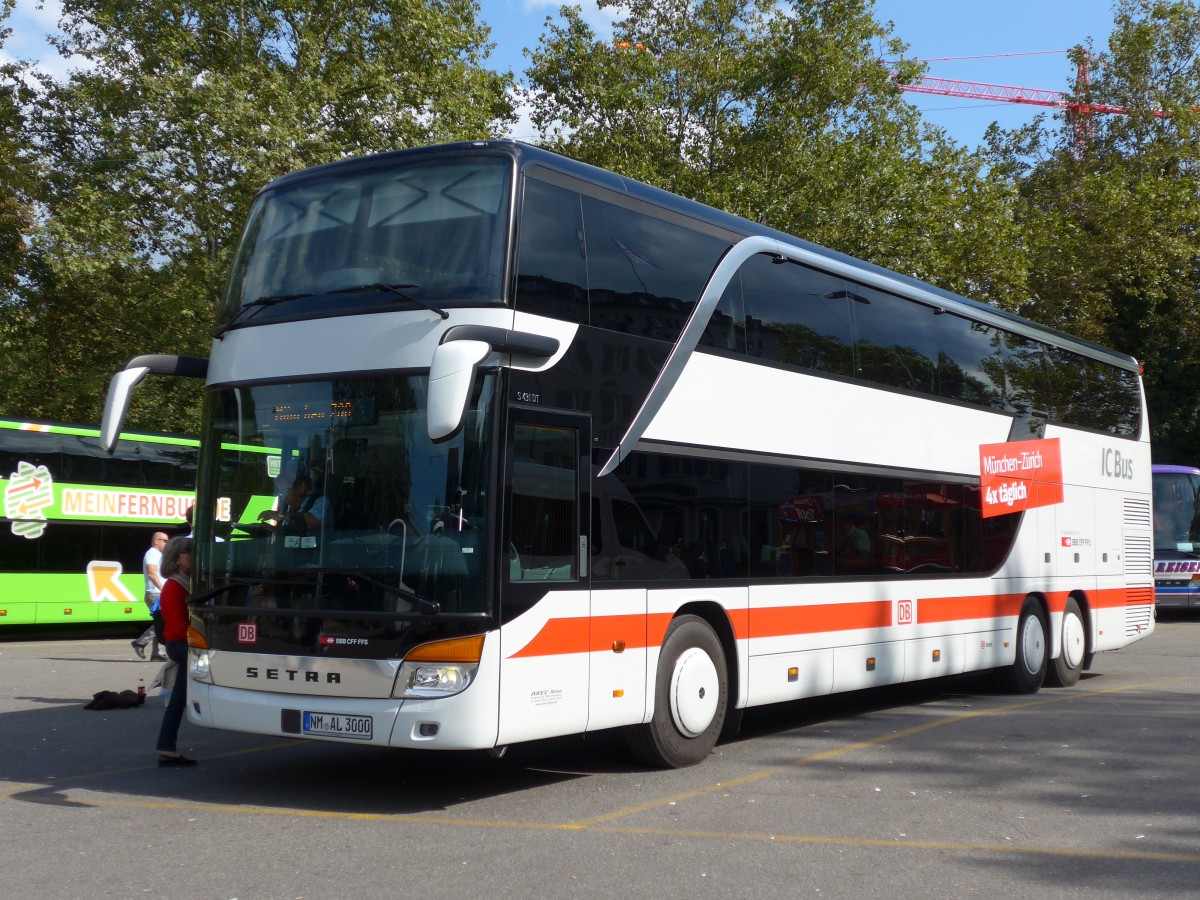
[6,784,1198,866]
[572,679,1156,827]
[589,825,1200,864]
[1,678,1187,869]
[0,739,302,794]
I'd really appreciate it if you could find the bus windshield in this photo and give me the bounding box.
[218,154,512,328]
[1152,469,1200,553]
[198,375,495,617]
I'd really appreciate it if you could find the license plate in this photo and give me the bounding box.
[302,711,373,741]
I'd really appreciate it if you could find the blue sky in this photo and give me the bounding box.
[3,0,1118,150]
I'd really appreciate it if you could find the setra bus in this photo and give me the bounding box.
[100,141,1154,767]
[0,418,196,626]
[1151,463,1200,611]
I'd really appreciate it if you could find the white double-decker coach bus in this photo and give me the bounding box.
[101,141,1153,767]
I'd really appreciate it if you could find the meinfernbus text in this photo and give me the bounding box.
[0,419,197,627]
[99,142,1154,767]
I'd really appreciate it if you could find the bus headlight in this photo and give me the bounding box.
[397,662,477,697]
[392,634,485,699]
[190,649,213,684]
[187,626,212,683]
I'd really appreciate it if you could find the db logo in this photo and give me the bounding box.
[897,600,913,626]
[237,623,257,644]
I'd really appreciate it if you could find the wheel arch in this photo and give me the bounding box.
[1042,590,1092,661]
[997,591,1051,693]
[1067,589,1093,656]
[1063,589,1095,672]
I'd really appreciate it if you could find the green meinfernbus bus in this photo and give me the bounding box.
[0,419,199,627]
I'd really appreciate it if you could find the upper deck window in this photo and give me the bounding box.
[220,155,511,329]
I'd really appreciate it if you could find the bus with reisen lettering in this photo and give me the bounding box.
[1151,464,1200,611]
[100,141,1154,767]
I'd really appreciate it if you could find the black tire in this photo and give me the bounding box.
[1046,596,1086,688]
[999,596,1048,694]
[624,615,728,768]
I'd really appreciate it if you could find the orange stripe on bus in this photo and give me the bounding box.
[906,587,1145,623]
[917,593,1026,623]
[508,613,675,658]
[508,617,590,658]
[750,600,891,638]
[505,586,1154,659]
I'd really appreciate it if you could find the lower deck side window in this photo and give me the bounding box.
[595,451,1020,582]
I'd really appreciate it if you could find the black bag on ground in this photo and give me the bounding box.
[84,689,144,710]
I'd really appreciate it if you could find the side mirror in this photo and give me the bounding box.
[99,355,210,453]
[427,340,490,442]
[100,366,152,453]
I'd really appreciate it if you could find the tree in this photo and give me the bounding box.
[0,0,43,402]
[988,0,1200,461]
[2,0,514,432]
[523,0,1026,307]
[0,0,34,299]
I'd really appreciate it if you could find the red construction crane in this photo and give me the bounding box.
[889,49,1167,149]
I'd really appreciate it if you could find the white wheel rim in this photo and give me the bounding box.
[1021,613,1046,676]
[669,646,719,738]
[1062,610,1085,669]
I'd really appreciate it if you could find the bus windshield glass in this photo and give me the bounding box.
[219,154,511,327]
[199,375,495,617]
[1153,469,1200,554]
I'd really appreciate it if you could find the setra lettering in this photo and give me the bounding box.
[245,667,342,684]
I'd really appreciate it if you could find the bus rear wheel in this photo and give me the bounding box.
[999,596,1047,694]
[625,615,728,768]
[1046,597,1086,688]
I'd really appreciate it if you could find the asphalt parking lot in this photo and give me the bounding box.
[3,615,1199,899]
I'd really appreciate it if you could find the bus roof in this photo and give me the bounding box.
[1152,464,1200,474]
[259,140,1140,373]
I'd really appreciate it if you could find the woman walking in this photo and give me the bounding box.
[156,536,197,766]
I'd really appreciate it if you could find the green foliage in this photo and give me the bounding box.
[0,0,35,298]
[2,0,514,433]
[523,0,1027,309]
[986,0,1200,462]
[7,0,1200,467]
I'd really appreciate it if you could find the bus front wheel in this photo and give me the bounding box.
[1046,597,1086,688]
[625,615,728,768]
[1000,596,1048,694]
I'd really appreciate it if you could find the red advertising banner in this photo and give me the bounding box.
[978,438,1064,518]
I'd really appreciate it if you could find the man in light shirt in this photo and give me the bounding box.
[131,532,168,660]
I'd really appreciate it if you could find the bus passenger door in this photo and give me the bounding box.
[497,411,591,747]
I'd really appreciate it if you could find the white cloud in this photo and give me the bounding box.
[3,0,90,81]
[520,0,622,36]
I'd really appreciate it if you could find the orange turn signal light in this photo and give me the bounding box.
[406,634,485,664]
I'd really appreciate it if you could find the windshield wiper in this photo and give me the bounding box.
[329,282,448,320]
[283,566,442,615]
[185,582,247,607]
[214,293,314,338]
